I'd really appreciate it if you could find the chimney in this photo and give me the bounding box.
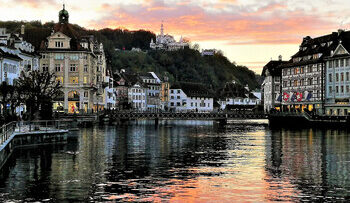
[21,24,25,36]
[278,55,282,61]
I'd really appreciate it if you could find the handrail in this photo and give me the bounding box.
[0,120,71,147]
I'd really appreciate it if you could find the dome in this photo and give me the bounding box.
[59,4,69,24]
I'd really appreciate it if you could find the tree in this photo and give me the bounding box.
[16,71,62,120]
[0,82,17,123]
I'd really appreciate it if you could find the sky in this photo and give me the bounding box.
[1,0,350,74]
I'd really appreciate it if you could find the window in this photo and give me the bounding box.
[177,102,180,106]
[171,96,174,99]
[177,96,180,99]
[84,76,89,84]
[300,67,304,74]
[171,90,174,94]
[70,64,77,72]
[84,65,88,72]
[346,59,350,67]
[340,59,344,67]
[336,73,339,81]
[301,79,304,86]
[336,86,339,93]
[69,76,79,84]
[84,91,89,98]
[341,86,344,93]
[55,54,64,60]
[308,78,313,85]
[55,64,61,72]
[347,86,349,93]
[294,80,298,87]
[341,73,344,81]
[56,77,63,84]
[329,74,332,82]
[177,90,180,94]
[55,41,63,48]
[171,102,174,107]
[42,54,47,59]
[42,64,49,71]
[329,61,333,68]
[329,86,332,94]
[70,54,79,60]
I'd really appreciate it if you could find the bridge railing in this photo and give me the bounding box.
[0,120,71,147]
[0,121,16,147]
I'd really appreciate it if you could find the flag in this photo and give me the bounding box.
[291,93,297,102]
[296,92,303,102]
[283,92,290,101]
[306,92,313,101]
[277,94,282,102]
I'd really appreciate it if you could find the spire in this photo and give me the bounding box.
[160,21,164,36]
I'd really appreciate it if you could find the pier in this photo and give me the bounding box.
[0,121,69,170]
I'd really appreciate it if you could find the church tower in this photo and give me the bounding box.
[160,22,164,36]
[59,4,69,24]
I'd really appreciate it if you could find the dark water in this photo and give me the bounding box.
[1,120,350,202]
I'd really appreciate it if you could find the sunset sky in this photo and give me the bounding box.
[1,0,350,74]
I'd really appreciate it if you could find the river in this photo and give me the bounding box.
[0,120,350,202]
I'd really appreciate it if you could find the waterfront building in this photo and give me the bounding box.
[261,56,288,112]
[325,30,350,115]
[217,82,261,111]
[150,23,188,51]
[169,82,214,112]
[38,5,106,114]
[279,33,339,114]
[0,49,21,85]
[139,72,161,111]
[104,69,116,110]
[0,27,39,73]
[160,76,170,111]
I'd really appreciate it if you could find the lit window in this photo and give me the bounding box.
[70,76,79,84]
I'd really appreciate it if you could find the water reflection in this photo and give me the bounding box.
[0,121,350,202]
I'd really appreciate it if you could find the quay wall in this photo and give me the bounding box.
[0,131,68,170]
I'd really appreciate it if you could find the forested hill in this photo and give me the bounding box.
[0,21,260,90]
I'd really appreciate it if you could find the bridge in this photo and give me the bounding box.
[109,112,268,126]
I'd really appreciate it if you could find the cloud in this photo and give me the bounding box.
[87,0,336,45]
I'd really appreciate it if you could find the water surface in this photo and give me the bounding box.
[1,120,350,202]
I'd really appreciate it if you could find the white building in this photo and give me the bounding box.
[261,57,288,112]
[104,70,116,110]
[0,49,22,85]
[150,23,188,51]
[169,82,214,112]
[140,72,162,111]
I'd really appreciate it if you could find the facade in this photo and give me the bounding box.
[279,34,337,114]
[261,57,288,112]
[140,72,161,111]
[38,5,106,114]
[150,23,188,51]
[0,49,22,85]
[104,69,116,110]
[325,34,350,115]
[218,82,261,111]
[160,77,170,111]
[169,82,214,112]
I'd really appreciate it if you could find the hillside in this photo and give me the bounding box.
[0,21,260,90]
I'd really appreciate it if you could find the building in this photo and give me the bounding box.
[0,27,39,74]
[150,23,188,51]
[217,82,261,111]
[104,69,116,110]
[160,76,170,111]
[38,5,106,114]
[261,56,288,112]
[169,82,214,112]
[324,30,350,115]
[279,33,338,114]
[139,72,161,111]
[0,49,22,85]
[201,49,217,56]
